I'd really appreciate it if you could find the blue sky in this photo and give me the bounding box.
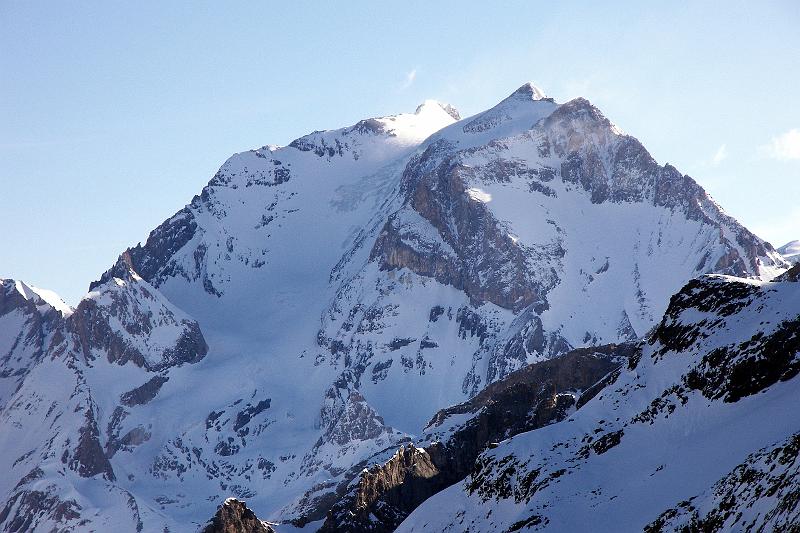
[1,1,798,305]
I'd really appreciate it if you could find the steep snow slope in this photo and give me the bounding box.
[398,271,800,532]
[0,83,790,532]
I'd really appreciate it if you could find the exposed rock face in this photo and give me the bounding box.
[320,84,787,455]
[320,444,441,533]
[91,211,199,292]
[320,346,626,532]
[72,267,207,371]
[202,498,274,533]
[371,140,554,312]
[0,484,83,533]
[369,92,784,320]
[319,390,395,447]
[657,277,800,403]
[428,343,633,431]
[69,408,116,480]
[120,375,169,407]
[286,390,409,525]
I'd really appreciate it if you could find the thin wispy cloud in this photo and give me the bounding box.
[711,144,728,166]
[400,68,417,91]
[759,128,800,160]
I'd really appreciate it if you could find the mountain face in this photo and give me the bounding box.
[397,270,800,532]
[779,240,800,265]
[0,83,791,532]
[0,270,208,532]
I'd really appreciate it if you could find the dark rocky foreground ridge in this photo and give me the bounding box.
[318,345,629,532]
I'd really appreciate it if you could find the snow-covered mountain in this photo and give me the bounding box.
[397,266,800,531]
[0,279,71,409]
[0,83,791,532]
[779,240,800,265]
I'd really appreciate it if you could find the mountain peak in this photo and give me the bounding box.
[510,81,547,101]
[202,498,274,533]
[432,81,558,146]
[2,278,72,316]
[415,99,461,121]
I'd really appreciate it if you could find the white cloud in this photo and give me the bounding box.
[711,144,728,166]
[759,128,800,160]
[400,68,417,91]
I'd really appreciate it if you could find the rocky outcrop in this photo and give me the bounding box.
[202,498,274,533]
[0,486,83,532]
[91,210,199,291]
[776,262,800,282]
[67,408,116,480]
[371,139,557,313]
[72,267,207,371]
[319,444,442,533]
[320,346,627,532]
[428,343,633,433]
[120,375,169,407]
[318,390,394,447]
[651,275,800,403]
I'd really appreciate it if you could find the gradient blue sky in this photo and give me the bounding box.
[2,1,799,305]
